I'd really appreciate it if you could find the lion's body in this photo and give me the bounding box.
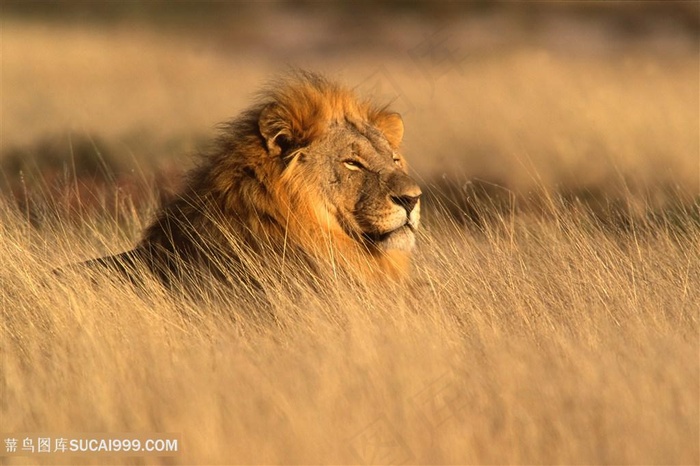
[87,71,421,287]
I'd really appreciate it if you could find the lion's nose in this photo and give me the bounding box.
[391,188,421,215]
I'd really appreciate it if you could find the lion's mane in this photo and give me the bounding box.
[88,71,418,286]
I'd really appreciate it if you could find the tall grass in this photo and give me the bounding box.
[2,188,697,464]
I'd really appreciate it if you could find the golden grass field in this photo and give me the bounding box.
[2,7,699,465]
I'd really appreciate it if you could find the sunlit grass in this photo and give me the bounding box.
[2,190,698,464]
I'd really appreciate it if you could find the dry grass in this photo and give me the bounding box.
[2,12,699,465]
[2,193,698,464]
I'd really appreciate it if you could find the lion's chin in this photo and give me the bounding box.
[372,225,416,252]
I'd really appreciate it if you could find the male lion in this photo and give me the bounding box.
[81,71,422,288]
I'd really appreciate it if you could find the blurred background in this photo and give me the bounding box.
[2,1,698,225]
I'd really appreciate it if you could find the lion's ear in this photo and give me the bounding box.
[259,104,294,156]
[374,112,404,149]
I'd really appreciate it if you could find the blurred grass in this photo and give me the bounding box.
[2,7,697,227]
[3,1,698,33]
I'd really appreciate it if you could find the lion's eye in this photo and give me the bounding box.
[343,159,365,171]
[393,157,401,166]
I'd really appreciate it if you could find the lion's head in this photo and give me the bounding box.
[254,73,421,277]
[138,71,421,283]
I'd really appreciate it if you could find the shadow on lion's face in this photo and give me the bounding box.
[286,117,421,253]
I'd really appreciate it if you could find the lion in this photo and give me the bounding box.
[78,71,422,289]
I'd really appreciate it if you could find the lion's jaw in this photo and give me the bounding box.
[281,190,418,280]
[364,201,420,253]
[372,225,415,252]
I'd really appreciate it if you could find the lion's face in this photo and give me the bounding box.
[256,77,421,268]
[284,117,421,253]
